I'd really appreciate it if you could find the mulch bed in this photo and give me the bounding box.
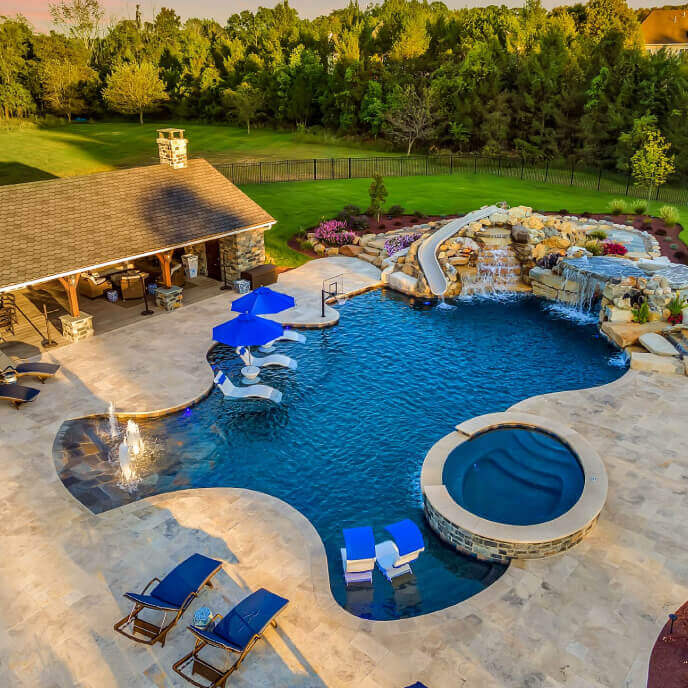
[647,600,688,688]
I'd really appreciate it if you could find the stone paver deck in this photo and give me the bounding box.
[0,257,686,687]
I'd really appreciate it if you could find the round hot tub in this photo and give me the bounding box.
[421,412,607,563]
[443,427,584,527]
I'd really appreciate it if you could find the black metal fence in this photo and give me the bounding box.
[213,153,688,206]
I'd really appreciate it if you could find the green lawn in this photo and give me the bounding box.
[0,121,393,185]
[242,174,688,267]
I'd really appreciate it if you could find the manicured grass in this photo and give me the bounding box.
[0,121,393,185]
[242,174,688,267]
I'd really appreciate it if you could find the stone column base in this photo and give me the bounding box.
[60,313,94,342]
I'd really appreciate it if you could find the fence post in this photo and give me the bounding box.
[570,162,575,186]
[544,160,549,183]
[597,167,602,192]
[425,157,429,175]
[313,158,317,180]
[348,157,351,179]
[498,157,502,176]
[655,185,660,201]
[331,158,334,180]
[474,156,478,174]
[625,171,631,196]
[450,155,454,174]
[520,159,525,180]
[259,161,262,184]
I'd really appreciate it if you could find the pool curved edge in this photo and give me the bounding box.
[420,412,608,564]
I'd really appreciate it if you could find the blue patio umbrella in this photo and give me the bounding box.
[212,312,284,348]
[231,286,295,315]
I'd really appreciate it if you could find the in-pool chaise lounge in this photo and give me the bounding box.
[213,369,282,404]
[341,526,376,585]
[236,346,297,370]
[259,328,306,352]
[173,587,289,688]
[114,553,222,647]
[0,382,40,408]
[375,519,425,581]
[0,351,60,384]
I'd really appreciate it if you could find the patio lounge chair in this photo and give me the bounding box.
[214,369,282,404]
[341,526,376,585]
[259,328,306,352]
[173,587,289,688]
[0,382,40,409]
[375,519,425,581]
[0,351,60,384]
[114,553,222,647]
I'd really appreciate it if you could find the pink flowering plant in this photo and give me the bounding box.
[602,241,628,256]
[384,232,422,256]
[314,219,357,246]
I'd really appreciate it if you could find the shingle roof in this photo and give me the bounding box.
[641,9,688,45]
[0,158,275,290]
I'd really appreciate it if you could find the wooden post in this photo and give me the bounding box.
[58,273,81,317]
[156,251,174,288]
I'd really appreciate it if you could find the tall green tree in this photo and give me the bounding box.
[103,61,168,124]
[631,129,676,201]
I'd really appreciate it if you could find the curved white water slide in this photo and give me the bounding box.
[418,205,501,296]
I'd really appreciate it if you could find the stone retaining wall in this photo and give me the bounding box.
[424,495,598,564]
[219,228,266,281]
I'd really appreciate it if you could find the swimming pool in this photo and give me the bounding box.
[443,427,584,526]
[55,290,625,620]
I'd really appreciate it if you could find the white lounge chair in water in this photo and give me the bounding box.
[213,370,282,404]
[375,519,425,581]
[259,329,306,352]
[341,526,376,585]
[236,346,297,370]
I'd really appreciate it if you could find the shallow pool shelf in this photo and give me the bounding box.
[420,412,608,564]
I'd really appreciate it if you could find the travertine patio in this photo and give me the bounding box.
[0,257,686,687]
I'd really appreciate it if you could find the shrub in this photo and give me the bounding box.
[342,204,362,216]
[294,229,307,239]
[388,204,405,217]
[413,210,426,218]
[603,241,628,256]
[632,301,650,324]
[609,198,627,215]
[667,293,685,315]
[631,199,648,215]
[584,239,604,256]
[300,239,314,251]
[588,229,608,240]
[659,205,680,227]
[384,232,422,256]
[314,219,357,246]
[368,174,388,221]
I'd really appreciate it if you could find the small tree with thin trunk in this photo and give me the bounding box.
[40,58,94,121]
[631,129,675,202]
[103,62,168,124]
[384,85,437,156]
[223,81,263,134]
[368,173,388,222]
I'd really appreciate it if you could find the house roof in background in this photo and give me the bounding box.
[641,9,688,45]
[0,159,275,291]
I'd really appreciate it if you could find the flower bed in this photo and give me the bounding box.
[314,220,357,246]
[384,232,422,256]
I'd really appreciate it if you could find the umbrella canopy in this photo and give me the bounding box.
[212,313,283,348]
[231,286,295,315]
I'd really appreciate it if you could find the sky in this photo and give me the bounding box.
[0,0,670,33]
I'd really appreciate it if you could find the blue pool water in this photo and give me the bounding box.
[443,427,585,526]
[55,290,625,620]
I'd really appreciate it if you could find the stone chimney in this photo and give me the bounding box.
[157,128,188,169]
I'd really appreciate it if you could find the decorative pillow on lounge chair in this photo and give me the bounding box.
[84,273,107,285]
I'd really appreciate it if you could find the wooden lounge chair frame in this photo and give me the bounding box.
[113,566,220,647]
[172,604,287,688]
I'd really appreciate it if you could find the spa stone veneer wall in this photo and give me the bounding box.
[424,497,599,564]
[219,228,266,281]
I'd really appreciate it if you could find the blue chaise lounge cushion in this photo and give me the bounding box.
[125,554,222,610]
[192,588,288,651]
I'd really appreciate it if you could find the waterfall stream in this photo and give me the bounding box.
[461,246,521,297]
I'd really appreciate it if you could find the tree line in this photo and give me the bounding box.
[2,0,688,179]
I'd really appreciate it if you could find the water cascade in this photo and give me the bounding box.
[436,295,455,310]
[461,246,521,297]
[118,441,135,483]
[125,420,144,457]
[108,401,119,440]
